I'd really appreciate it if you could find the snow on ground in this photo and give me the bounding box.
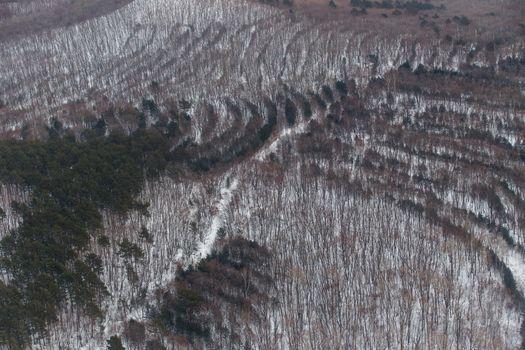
[255,122,308,162]
[506,251,525,294]
[188,175,239,265]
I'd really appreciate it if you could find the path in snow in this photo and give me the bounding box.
[255,120,309,162]
[505,250,525,296]
[188,176,239,265]
[187,113,319,264]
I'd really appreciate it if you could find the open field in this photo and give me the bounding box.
[259,0,525,40]
[0,0,132,42]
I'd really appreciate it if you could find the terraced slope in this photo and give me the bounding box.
[0,0,525,349]
[0,0,522,138]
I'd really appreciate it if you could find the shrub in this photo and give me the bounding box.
[452,15,470,26]
[321,85,334,102]
[335,80,348,95]
[258,99,278,142]
[284,98,298,126]
[142,99,160,115]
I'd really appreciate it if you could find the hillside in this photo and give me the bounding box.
[0,0,525,349]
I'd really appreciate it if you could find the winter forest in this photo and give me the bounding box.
[0,0,525,349]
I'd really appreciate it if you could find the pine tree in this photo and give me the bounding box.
[107,335,125,350]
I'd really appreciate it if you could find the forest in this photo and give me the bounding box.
[0,0,524,349]
[0,128,170,348]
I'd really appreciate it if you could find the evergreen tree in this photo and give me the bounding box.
[107,335,125,350]
[0,129,172,346]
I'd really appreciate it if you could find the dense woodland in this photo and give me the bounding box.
[1,62,524,348]
[0,128,171,348]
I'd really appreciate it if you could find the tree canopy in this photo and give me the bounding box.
[0,129,171,348]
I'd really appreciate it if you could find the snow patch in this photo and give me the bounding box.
[188,176,238,265]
